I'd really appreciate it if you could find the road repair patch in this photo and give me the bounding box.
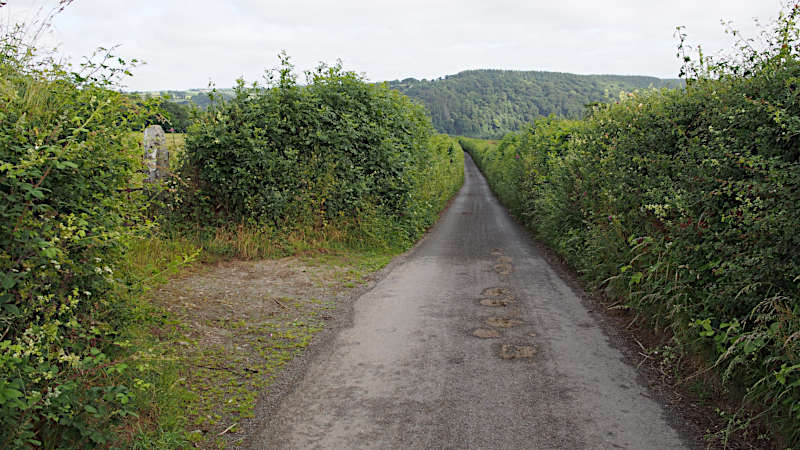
[482,287,510,297]
[480,298,512,307]
[487,317,522,328]
[500,344,536,360]
[473,328,501,338]
[494,263,513,275]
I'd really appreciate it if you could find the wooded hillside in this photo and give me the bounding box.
[388,70,682,138]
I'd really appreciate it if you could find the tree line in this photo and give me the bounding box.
[388,69,683,138]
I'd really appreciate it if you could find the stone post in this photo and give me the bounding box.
[143,124,169,182]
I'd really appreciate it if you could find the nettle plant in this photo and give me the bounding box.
[0,28,149,447]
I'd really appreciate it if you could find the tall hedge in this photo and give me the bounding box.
[463,5,800,443]
[183,56,463,245]
[0,35,147,446]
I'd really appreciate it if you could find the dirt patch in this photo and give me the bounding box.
[480,298,512,307]
[148,252,380,448]
[152,257,356,354]
[486,317,522,328]
[473,328,501,339]
[500,344,536,360]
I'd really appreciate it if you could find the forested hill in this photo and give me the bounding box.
[387,70,683,138]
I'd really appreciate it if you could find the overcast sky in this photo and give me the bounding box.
[0,0,784,91]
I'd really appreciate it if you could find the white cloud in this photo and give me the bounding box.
[0,0,785,90]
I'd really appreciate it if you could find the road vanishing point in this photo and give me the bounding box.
[251,154,689,449]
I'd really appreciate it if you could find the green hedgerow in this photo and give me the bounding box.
[178,53,463,248]
[0,28,149,447]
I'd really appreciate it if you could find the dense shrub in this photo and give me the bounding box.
[0,33,148,447]
[182,54,463,247]
[464,5,800,443]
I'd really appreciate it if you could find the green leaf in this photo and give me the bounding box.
[29,188,45,199]
[56,161,78,169]
[1,274,15,290]
[41,247,59,259]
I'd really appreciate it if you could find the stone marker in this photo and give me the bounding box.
[143,124,169,181]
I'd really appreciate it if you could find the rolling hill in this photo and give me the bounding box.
[387,70,683,138]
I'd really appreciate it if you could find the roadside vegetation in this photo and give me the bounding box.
[462,5,800,446]
[0,14,463,447]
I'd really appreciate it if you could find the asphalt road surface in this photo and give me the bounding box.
[252,154,688,449]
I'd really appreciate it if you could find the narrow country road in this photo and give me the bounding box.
[251,154,688,449]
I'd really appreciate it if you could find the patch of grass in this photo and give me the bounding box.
[165,132,185,166]
[124,233,203,283]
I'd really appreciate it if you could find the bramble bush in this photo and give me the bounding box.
[464,3,800,444]
[0,29,152,447]
[179,53,463,248]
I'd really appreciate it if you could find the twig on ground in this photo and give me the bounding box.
[218,423,237,436]
[194,364,259,375]
[604,300,623,309]
[273,298,289,310]
[637,352,652,370]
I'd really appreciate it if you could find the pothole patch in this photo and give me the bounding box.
[497,256,512,264]
[482,287,510,297]
[500,344,537,360]
[494,263,513,275]
[473,328,501,339]
[480,298,511,307]
[486,317,522,328]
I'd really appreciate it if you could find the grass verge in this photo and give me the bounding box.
[116,229,403,449]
